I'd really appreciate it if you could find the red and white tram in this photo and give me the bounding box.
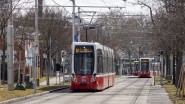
[138,58,152,78]
[133,61,139,76]
[70,42,115,91]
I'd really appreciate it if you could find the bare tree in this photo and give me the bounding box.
[0,0,22,83]
[153,0,185,85]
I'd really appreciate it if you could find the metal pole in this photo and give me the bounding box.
[86,29,88,42]
[46,58,49,85]
[33,0,39,93]
[61,51,64,85]
[77,7,80,42]
[71,0,75,42]
[59,70,61,84]
[18,50,21,84]
[50,37,52,76]
[120,59,123,76]
[56,71,57,84]
[63,57,65,85]
[7,0,14,91]
[160,54,163,85]
[29,64,31,82]
[28,33,31,82]
[153,62,155,86]
[129,50,132,75]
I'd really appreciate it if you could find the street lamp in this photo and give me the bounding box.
[129,41,133,75]
[71,0,76,43]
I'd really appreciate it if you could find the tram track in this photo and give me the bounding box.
[44,77,128,100]
[27,88,72,104]
[99,78,141,104]
[13,76,137,104]
[66,76,130,104]
[115,76,130,84]
[67,76,130,103]
[130,78,150,104]
[32,76,127,104]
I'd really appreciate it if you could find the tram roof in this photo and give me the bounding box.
[139,57,152,59]
[73,42,101,45]
[73,42,114,53]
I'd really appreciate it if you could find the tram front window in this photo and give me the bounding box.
[135,64,139,71]
[74,46,94,75]
[141,62,149,72]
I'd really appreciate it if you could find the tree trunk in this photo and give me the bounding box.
[172,53,176,85]
[166,54,171,80]
[175,51,183,87]
[46,53,50,85]
[2,38,6,83]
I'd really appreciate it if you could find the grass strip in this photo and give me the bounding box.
[0,84,69,102]
[155,76,185,104]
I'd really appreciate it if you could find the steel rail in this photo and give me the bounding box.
[130,78,150,104]
[99,78,141,104]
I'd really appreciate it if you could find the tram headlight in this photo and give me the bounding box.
[91,74,96,82]
[72,74,77,82]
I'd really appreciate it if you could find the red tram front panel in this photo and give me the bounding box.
[71,75,96,90]
[71,73,115,91]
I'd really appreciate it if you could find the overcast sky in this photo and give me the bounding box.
[17,0,156,15]
[43,0,151,15]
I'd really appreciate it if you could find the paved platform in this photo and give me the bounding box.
[147,85,174,104]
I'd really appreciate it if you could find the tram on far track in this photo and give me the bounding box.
[133,61,139,76]
[70,42,115,91]
[138,58,152,78]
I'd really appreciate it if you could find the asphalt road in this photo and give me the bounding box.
[11,76,173,104]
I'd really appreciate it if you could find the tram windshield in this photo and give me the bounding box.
[74,46,94,75]
[141,59,149,72]
[134,62,139,71]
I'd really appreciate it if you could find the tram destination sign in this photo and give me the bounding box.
[75,48,93,53]
[141,59,149,62]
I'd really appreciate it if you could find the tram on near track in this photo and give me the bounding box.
[138,58,152,78]
[133,61,139,76]
[70,42,115,91]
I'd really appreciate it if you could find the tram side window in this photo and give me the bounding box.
[103,50,108,73]
[107,52,110,73]
[97,49,103,74]
[113,56,115,73]
[111,53,113,73]
[106,51,109,73]
[108,53,111,73]
[108,52,111,73]
[109,52,112,73]
[110,53,112,73]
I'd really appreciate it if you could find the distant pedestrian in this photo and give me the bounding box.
[56,63,61,72]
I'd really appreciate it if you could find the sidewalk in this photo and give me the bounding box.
[40,74,71,86]
[0,87,4,91]
[148,85,174,104]
[147,79,174,104]
[40,76,64,86]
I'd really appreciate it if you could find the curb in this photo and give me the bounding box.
[0,86,69,104]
